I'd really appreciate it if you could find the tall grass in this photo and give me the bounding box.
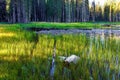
[0,27,120,80]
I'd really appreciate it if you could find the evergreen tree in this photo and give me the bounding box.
[82,0,89,22]
[2,0,120,23]
[104,4,110,21]
[91,0,95,22]
[0,0,7,22]
[95,3,103,21]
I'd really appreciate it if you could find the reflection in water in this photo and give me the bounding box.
[42,29,120,80]
[89,34,93,54]
[86,32,119,80]
[38,29,120,37]
[50,39,56,80]
[50,57,55,77]
[100,32,105,46]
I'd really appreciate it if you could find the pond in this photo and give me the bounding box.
[35,28,120,80]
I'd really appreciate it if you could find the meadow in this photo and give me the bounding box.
[0,22,120,80]
[1,22,120,30]
[0,22,101,30]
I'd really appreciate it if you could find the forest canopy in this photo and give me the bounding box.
[0,0,120,23]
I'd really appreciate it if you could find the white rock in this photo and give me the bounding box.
[65,55,80,64]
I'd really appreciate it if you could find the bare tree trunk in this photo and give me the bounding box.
[22,0,27,23]
[71,0,75,22]
[28,0,32,22]
[75,0,79,22]
[65,0,71,22]
[109,6,112,22]
[17,0,21,23]
[82,0,85,22]
[12,0,16,23]
[61,0,66,22]
[92,1,95,22]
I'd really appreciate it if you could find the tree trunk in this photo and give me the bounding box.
[17,0,21,23]
[12,0,16,23]
[0,0,7,22]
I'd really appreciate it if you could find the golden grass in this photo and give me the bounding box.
[0,49,7,54]
[0,28,16,38]
[0,32,16,38]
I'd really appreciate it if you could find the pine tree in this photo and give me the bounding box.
[91,0,95,22]
[61,0,66,22]
[82,0,89,22]
[0,0,7,22]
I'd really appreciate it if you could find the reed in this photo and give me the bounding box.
[0,28,120,80]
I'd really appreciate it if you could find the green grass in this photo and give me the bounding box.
[0,29,120,80]
[0,22,101,31]
[0,22,120,80]
[21,22,101,29]
[1,22,120,32]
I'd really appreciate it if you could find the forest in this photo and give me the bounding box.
[0,0,120,23]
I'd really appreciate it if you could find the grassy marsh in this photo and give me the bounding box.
[0,22,101,31]
[0,23,120,80]
[0,29,120,80]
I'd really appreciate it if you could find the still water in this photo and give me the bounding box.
[37,28,120,80]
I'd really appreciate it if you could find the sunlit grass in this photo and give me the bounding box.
[21,22,101,29]
[0,22,101,31]
[0,24,120,80]
[0,32,16,38]
[1,22,120,32]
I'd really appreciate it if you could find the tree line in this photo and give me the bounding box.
[0,0,120,23]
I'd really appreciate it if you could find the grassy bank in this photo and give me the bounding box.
[0,22,102,31]
[1,22,120,31]
[21,22,101,29]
